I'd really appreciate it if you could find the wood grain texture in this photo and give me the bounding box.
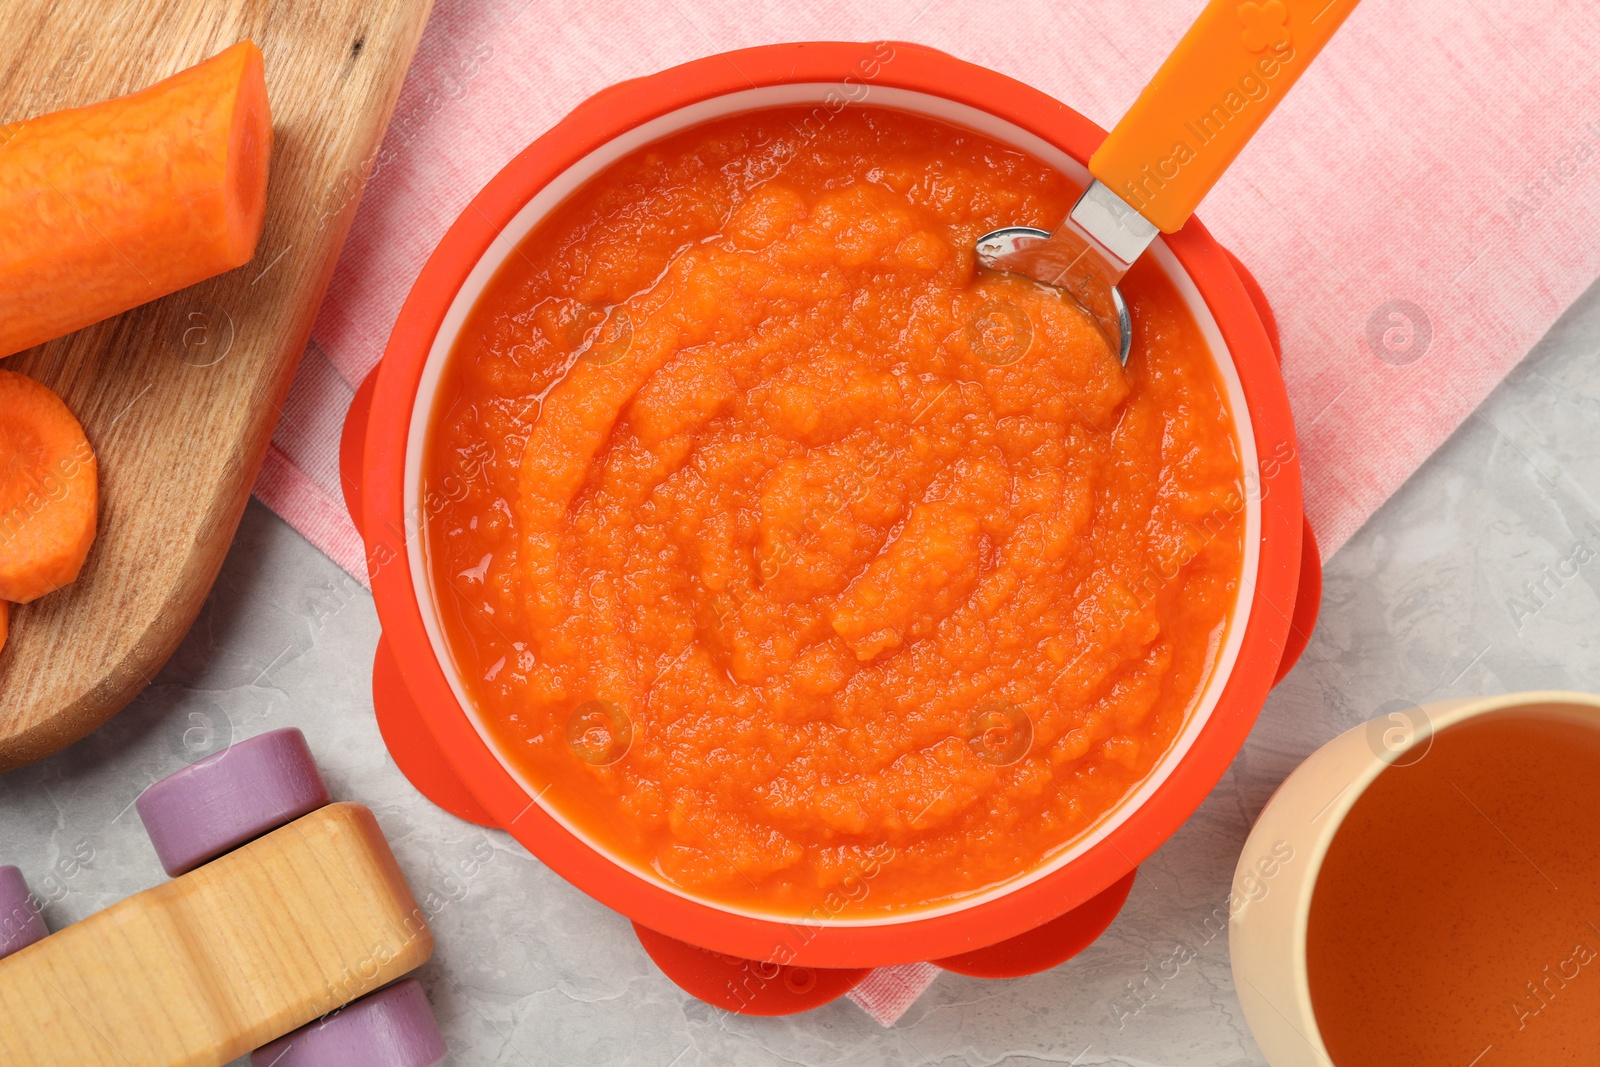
[0,0,433,769]
[0,803,433,1066]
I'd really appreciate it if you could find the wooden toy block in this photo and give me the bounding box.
[0,803,431,1066]
[0,729,445,1067]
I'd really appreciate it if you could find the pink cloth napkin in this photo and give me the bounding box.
[254,0,1600,1025]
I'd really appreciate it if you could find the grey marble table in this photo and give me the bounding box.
[4,277,1599,1066]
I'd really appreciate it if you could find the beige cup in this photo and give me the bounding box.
[1227,690,1600,1065]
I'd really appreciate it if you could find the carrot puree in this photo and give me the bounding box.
[424,106,1244,915]
[1308,712,1600,1065]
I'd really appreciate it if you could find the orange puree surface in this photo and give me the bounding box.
[424,106,1245,915]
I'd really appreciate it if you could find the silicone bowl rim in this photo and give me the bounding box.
[363,40,1305,968]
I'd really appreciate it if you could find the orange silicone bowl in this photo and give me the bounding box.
[347,41,1320,1010]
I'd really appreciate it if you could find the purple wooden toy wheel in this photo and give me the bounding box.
[136,727,330,876]
[0,866,47,960]
[250,978,446,1066]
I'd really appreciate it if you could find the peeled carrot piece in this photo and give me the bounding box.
[0,41,272,358]
[0,371,98,603]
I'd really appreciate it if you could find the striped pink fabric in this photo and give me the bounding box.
[257,0,1600,1025]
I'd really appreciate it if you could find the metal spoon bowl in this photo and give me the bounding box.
[975,225,1132,365]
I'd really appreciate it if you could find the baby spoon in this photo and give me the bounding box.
[978,0,1363,362]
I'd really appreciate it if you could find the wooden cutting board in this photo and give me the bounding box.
[0,0,433,770]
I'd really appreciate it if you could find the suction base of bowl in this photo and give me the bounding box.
[373,637,496,827]
[1217,247,1321,684]
[633,923,872,1015]
[629,868,1138,1014]
[931,867,1137,978]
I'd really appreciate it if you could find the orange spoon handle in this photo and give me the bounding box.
[1089,0,1363,233]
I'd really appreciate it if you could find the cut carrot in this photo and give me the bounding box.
[0,41,272,358]
[0,370,98,603]
[0,601,8,654]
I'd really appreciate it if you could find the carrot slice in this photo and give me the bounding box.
[0,370,98,603]
[0,41,272,358]
[0,601,8,654]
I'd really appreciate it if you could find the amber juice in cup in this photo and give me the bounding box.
[1305,711,1600,1066]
